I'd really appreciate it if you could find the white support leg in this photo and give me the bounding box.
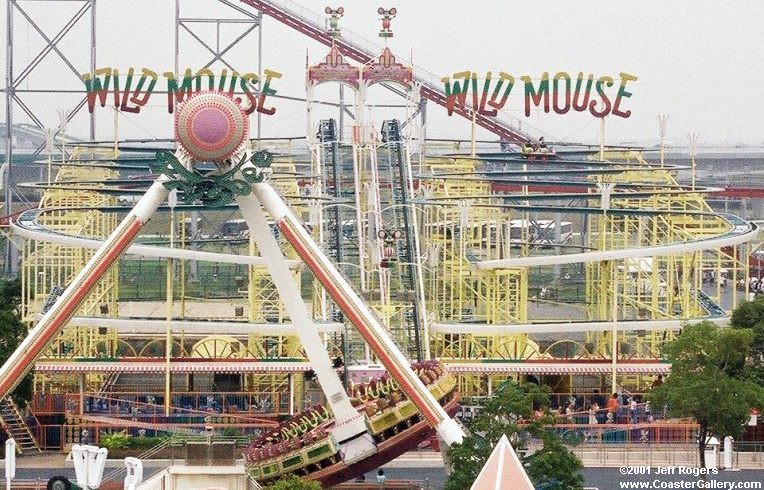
[236,193,377,462]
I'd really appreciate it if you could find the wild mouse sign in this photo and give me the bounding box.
[81,67,282,115]
[441,71,638,118]
[81,67,636,121]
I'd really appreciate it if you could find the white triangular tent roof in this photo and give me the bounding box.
[470,434,535,490]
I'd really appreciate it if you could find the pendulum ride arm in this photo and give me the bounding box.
[0,174,171,399]
[236,193,376,462]
[246,174,465,446]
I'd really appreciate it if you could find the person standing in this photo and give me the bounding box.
[377,469,387,487]
[607,393,619,423]
[588,403,599,425]
[629,397,639,424]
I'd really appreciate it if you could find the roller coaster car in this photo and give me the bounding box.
[242,360,460,487]
[521,143,556,160]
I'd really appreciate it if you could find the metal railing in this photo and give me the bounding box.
[32,390,292,417]
[101,437,175,483]
[549,422,699,446]
[2,480,49,490]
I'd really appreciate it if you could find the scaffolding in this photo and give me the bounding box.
[419,157,535,396]
[582,152,747,389]
[24,147,119,394]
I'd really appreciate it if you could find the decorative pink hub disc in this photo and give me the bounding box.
[175,92,249,162]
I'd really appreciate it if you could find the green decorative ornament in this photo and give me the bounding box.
[149,149,273,207]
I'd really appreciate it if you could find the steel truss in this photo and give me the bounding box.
[174,0,262,136]
[4,0,95,274]
[2,0,264,275]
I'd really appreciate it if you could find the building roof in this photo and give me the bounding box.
[470,434,535,490]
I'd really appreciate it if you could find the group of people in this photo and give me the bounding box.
[550,378,665,425]
[457,378,667,429]
[702,270,728,289]
[521,136,552,154]
[538,285,557,300]
[455,406,477,425]
[746,276,764,299]
[552,394,652,425]
[355,469,387,486]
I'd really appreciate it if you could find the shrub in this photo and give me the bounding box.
[262,475,322,490]
[99,431,131,450]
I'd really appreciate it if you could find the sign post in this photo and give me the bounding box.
[72,444,109,489]
[124,457,144,490]
[4,439,16,490]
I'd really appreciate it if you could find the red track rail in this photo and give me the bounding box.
[716,187,764,199]
[239,0,533,143]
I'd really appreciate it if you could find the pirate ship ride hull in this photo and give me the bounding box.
[310,393,459,487]
[243,360,460,486]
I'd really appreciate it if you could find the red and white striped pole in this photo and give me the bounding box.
[251,181,464,446]
[0,176,170,399]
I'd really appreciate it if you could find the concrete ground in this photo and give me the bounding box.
[362,468,764,490]
[4,451,764,489]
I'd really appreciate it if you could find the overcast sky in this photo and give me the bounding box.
[1,0,762,147]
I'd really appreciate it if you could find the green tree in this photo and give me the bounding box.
[650,321,764,468]
[730,297,764,381]
[444,381,584,490]
[0,278,32,404]
[525,435,585,490]
[0,277,22,308]
[261,475,322,490]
